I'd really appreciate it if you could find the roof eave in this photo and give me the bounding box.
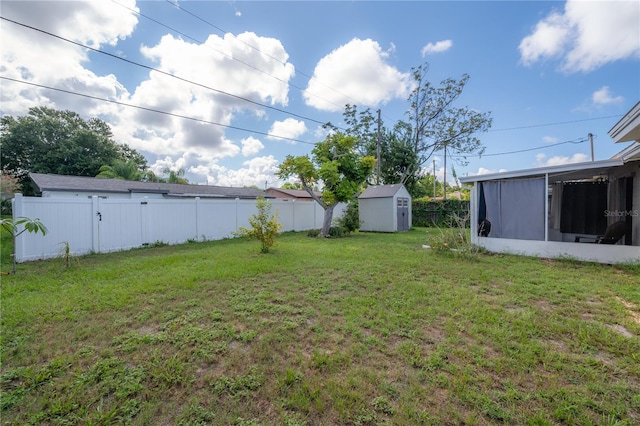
[459,158,624,183]
[608,101,640,143]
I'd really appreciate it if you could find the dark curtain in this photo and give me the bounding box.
[478,182,487,222]
[560,182,608,235]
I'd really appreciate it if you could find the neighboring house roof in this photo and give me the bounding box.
[359,184,408,199]
[29,173,267,199]
[266,187,321,199]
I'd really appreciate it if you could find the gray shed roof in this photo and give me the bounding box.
[359,184,407,199]
[29,173,268,199]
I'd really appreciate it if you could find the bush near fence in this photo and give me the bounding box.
[412,199,470,227]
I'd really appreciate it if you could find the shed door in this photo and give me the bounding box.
[397,197,410,231]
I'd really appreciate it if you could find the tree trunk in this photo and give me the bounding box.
[299,181,335,237]
[321,204,336,237]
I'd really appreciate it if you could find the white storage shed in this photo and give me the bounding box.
[358,184,412,232]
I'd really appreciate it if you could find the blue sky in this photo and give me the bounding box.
[1,0,639,188]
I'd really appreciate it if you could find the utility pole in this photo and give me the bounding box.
[589,133,594,162]
[376,109,381,184]
[433,160,436,198]
[443,146,447,200]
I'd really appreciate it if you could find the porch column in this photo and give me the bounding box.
[544,173,549,242]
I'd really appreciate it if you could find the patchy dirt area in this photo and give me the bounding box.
[616,296,640,325]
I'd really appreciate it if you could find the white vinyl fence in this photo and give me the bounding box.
[12,194,345,262]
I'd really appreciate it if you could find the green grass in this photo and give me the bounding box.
[1,216,14,274]
[1,229,639,425]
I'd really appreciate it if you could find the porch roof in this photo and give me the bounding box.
[459,158,624,184]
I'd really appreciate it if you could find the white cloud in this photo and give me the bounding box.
[421,40,453,56]
[592,86,624,106]
[519,0,640,72]
[1,2,296,165]
[303,38,413,111]
[0,1,138,116]
[543,136,559,144]
[475,167,508,176]
[267,118,307,143]
[241,137,264,157]
[192,155,281,188]
[536,152,588,167]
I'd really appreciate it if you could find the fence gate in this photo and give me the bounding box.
[397,197,410,231]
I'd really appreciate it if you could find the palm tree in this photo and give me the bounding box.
[97,160,150,181]
[160,167,188,184]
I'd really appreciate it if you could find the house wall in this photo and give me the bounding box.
[359,197,395,232]
[12,195,344,262]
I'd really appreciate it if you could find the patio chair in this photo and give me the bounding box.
[574,220,629,245]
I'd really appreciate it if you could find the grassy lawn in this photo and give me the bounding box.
[1,229,639,425]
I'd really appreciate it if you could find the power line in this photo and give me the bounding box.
[110,1,293,90]
[0,16,332,128]
[488,115,622,132]
[162,0,377,116]
[451,138,588,159]
[1,76,316,145]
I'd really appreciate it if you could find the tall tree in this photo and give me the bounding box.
[341,106,421,194]
[407,62,492,168]
[0,107,147,193]
[277,132,375,237]
[339,63,492,199]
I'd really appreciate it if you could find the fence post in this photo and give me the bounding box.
[12,193,24,262]
[235,197,239,232]
[91,196,100,253]
[292,199,296,232]
[195,197,200,241]
[140,196,149,246]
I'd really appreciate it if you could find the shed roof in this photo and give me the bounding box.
[29,173,267,199]
[359,184,407,199]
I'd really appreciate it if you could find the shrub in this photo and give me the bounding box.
[412,199,470,227]
[307,229,321,238]
[234,197,282,253]
[328,226,347,238]
[335,200,361,233]
[425,213,483,259]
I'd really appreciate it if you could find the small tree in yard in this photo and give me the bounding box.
[236,197,282,253]
[278,132,376,237]
[1,216,48,274]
